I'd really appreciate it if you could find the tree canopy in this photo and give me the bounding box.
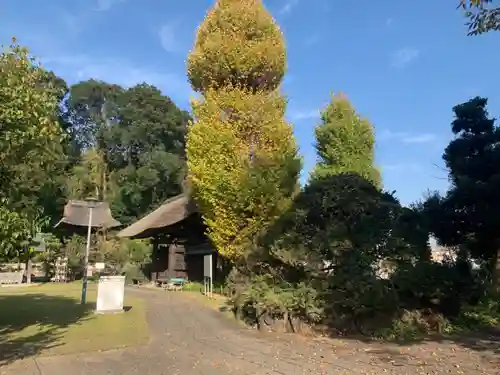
[186,0,301,261]
[311,93,380,187]
[425,96,500,289]
[0,40,66,216]
[63,80,190,225]
[187,0,286,92]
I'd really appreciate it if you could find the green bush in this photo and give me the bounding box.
[121,263,147,283]
[375,309,449,340]
[449,296,500,333]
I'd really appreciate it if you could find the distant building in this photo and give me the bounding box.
[375,236,480,280]
[429,237,457,263]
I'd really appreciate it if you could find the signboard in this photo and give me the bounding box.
[96,276,125,313]
[203,254,213,298]
[203,254,212,278]
[95,262,105,270]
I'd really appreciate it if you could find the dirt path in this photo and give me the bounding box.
[1,288,498,375]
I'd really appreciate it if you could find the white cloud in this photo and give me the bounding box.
[401,133,437,144]
[378,129,408,141]
[378,129,437,144]
[159,23,178,53]
[96,0,126,11]
[279,0,299,15]
[383,163,423,173]
[290,109,319,121]
[42,54,190,102]
[390,47,420,68]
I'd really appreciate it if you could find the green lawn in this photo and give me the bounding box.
[0,283,149,363]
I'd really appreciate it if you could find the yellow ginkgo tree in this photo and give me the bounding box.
[186,0,301,261]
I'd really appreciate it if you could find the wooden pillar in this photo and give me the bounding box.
[213,251,218,283]
[152,237,159,281]
[167,243,176,278]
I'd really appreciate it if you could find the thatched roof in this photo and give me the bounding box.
[54,200,121,229]
[117,194,197,239]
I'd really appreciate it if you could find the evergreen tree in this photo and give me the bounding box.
[426,97,500,291]
[186,0,301,261]
[312,93,380,187]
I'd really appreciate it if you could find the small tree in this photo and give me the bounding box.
[0,203,31,261]
[66,149,109,200]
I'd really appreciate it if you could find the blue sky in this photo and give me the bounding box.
[1,0,499,205]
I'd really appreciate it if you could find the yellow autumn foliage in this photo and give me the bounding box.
[187,0,286,92]
[186,87,300,260]
[186,0,300,261]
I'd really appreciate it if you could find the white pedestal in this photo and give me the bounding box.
[96,275,125,314]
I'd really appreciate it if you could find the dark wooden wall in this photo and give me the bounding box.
[185,251,219,282]
[149,213,219,282]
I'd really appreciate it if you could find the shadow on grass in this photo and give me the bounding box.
[0,294,94,366]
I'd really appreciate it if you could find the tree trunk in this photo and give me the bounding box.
[492,247,500,294]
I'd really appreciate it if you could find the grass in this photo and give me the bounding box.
[183,280,229,294]
[180,285,241,323]
[0,282,149,364]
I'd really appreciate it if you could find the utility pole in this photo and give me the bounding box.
[81,197,98,304]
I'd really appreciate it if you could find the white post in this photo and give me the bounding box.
[81,206,93,304]
[209,254,213,298]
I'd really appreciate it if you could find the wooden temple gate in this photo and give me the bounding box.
[118,195,219,283]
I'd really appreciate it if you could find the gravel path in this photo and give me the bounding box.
[1,288,498,375]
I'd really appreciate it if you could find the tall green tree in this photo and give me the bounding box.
[0,39,66,217]
[0,39,67,263]
[426,97,500,290]
[66,79,123,150]
[108,84,189,224]
[103,83,188,170]
[65,80,190,224]
[311,93,380,187]
[186,0,301,261]
[63,79,123,202]
[459,0,500,35]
